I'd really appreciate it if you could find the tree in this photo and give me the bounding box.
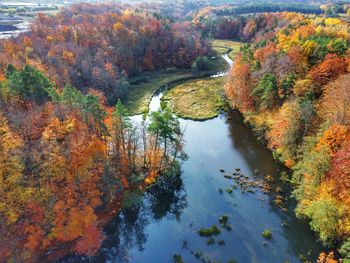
[267,100,301,163]
[111,100,136,177]
[0,112,25,225]
[148,107,181,159]
[309,54,347,87]
[252,72,278,109]
[327,144,350,202]
[328,38,348,56]
[317,251,338,263]
[7,65,53,103]
[319,74,350,125]
[293,78,316,99]
[300,100,314,136]
[339,238,350,259]
[191,56,211,73]
[225,55,254,112]
[60,85,106,132]
[281,72,295,98]
[305,198,340,244]
[316,124,349,155]
[82,94,107,132]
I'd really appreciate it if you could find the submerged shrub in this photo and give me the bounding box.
[198,226,221,237]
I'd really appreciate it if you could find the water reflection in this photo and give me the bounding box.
[57,171,187,263]
[56,55,326,262]
[144,170,188,221]
[225,109,324,260]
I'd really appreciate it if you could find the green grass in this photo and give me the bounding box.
[124,69,193,115]
[124,57,226,115]
[123,39,242,115]
[212,39,242,60]
[162,77,226,120]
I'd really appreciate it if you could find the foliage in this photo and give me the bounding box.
[226,54,253,112]
[339,238,350,259]
[319,74,350,125]
[0,3,210,105]
[317,251,338,263]
[0,66,185,262]
[192,56,212,73]
[197,226,221,237]
[7,65,53,103]
[262,229,272,240]
[267,100,302,162]
[173,254,184,263]
[309,54,347,87]
[252,72,278,109]
[224,11,350,252]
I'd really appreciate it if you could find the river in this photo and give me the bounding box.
[57,55,325,263]
[0,21,30,39]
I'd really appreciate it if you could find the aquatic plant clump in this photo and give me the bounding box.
[198,226,221,237]
[219,215,228,225]
[262,229,273,240]
[173,254,184,263]
[207,238,215,245]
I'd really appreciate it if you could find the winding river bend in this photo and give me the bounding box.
[59,55,325,263]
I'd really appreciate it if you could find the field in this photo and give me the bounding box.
[212,39,242,60]
[124,69,194,115]
[162,77,226,120]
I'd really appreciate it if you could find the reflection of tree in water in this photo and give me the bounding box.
[56,169,187,263]
[145,168,188,221]
[225,110,324,260]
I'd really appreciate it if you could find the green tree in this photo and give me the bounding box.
[191,56,211,73]
[83,94,107,130]
[112,100,132,161]
[148,108,182,161]
[304,197,342,244]
[339,238,350,259]
[60,85,106,132]
[240,44,254,63]
[5,64,16,78]
[252,72,278,109]
[61,85,83,106]
[8,65,53,102]
[281,73,295,98]
[329,38,348,56]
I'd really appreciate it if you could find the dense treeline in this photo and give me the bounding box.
[194,12,280,41]
[0,3,200,262]
[226,12,350,260]
[215,3,323,16]
[0,63,186,262]
[193,3,350,41]
[0,3,210,105]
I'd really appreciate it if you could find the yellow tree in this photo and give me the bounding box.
[0,112,25,224]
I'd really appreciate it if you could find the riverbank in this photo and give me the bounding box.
[54,35,325,263]
[212,39,242,60]
[125,55,228,115]
[159,40,242,120]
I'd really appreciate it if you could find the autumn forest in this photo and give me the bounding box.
[0,1,350,262]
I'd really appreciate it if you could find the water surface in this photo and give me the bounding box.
[58,55,325,263]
